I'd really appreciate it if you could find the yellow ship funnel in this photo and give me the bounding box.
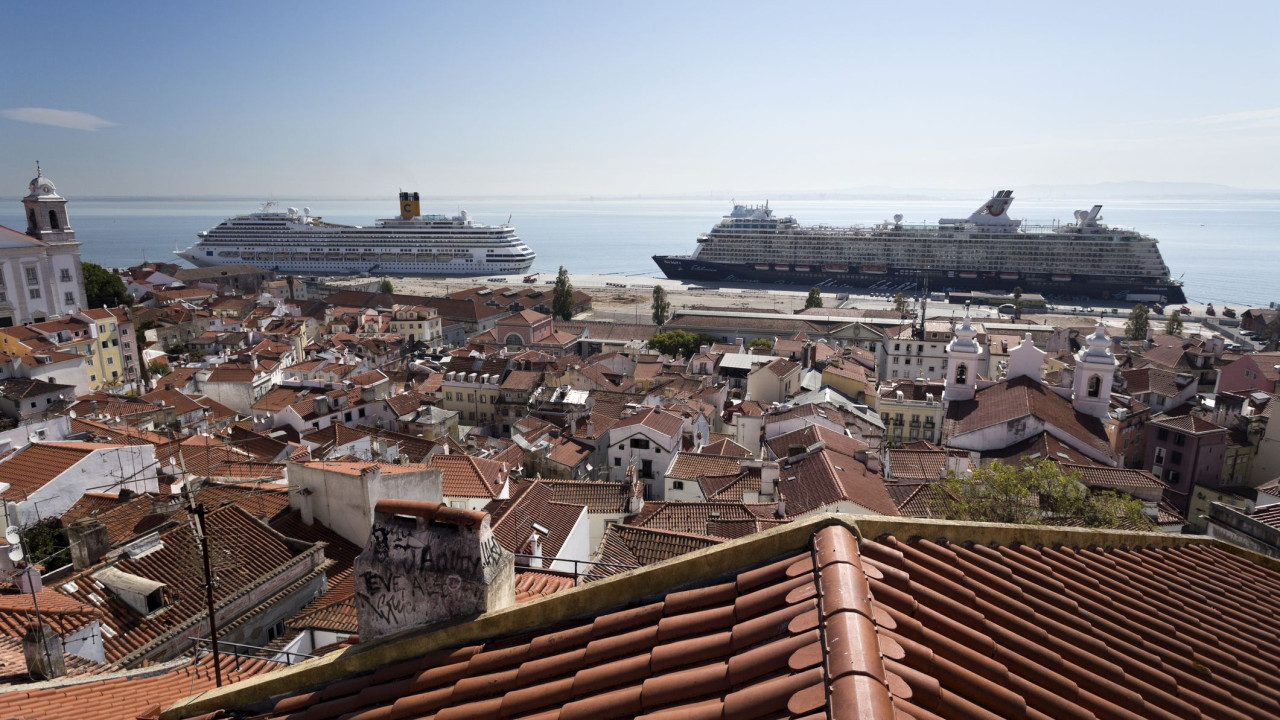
[399,191,421,219]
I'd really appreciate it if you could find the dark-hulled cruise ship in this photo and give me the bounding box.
[654,191,1186,303]
[178,192,535,276]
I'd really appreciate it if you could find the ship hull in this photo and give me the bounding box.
[179,250,534,277]
[653,255,1187,303]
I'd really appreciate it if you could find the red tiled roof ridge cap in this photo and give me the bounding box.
[810,525,897,718]
[373,498,487,529]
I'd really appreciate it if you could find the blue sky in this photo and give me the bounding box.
[3,1,1278,197]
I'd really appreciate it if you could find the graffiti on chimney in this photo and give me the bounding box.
[355,518,511,639]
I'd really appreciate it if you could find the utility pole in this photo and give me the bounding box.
[190,502,223,687]
[179,445,222,687]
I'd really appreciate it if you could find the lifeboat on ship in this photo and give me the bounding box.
[958,271,978,279]
[822,264,849,273]
[999,272,1019,280]
[1051,274,1072,282]
[861,266,889,275]
[794,265,812,272]
[753,263,771,271]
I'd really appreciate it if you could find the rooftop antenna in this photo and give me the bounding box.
[35,160,41,177]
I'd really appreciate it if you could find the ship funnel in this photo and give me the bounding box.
[401,191,421,220]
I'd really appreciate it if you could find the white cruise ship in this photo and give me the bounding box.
[177,192,535,276]
[654,190,1186,303]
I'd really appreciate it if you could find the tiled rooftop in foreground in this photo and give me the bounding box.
[159,514,1280,720]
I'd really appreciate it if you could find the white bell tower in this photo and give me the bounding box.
[1072,322,1116,418]
[943,308,982,403]
[23,164,76,245]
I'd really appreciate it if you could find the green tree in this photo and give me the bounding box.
[933,459,1148,529]
[1125,303,1150,340]
[23,519,70,572]
[83,262,131,309]
[747,337,773,350]
[378,278,394,294]
[648,330,722,358]
[805,286,823,309]
[1012,286,1024,321]
[148,359,171,377]
[893,292,909,316]
[1165,312,1184,337]
[651,285,671,326]
[552,266,575,320]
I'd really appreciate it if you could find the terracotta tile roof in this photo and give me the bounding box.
[54,505,302,664]
[978,430,1097,467]
[195,482,292,522]
[885,449,953,481]
[155,435,255,476]
[545,436,592,468]
[665,452,747,481]
[1121,366,1190,397]
[224,426,289,461]
[610,406,684,439]
[0,652,282,720]
[60,491,133,525]
[891,482,956,518]
[427,454,506,498]
[385,390,433,416]
[0,633,109,682]
[139,387,203,416]
[0,377,74,399]
[301,423,372,453]
[698,470,760,501]
[514,569,578,602]
[0,589,100,639]
[944,375,1114,459]
[699,438,753,458]
[85,493,178,546]
[628,501,779,538]
[764,357,800,377]
[201,517,1280,720]
[766,423,868,460]
[588,523,722,578]
[778,448,900,516]
[1150,413,1229,435]
[485,482,584,560]
[1247,503,1280,529]
[537,480,633,513]
[1058,462,1169,491]
[0,442,107,500]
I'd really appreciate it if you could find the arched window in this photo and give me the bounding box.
[48,210,60,230]
[505,333,524,348]
[28,209,37,231]
[954,363,967,385]
[1088,375,1101,398]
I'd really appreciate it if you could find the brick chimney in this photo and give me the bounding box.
[68,518,110,570]
[354,499,514,643]
[23,622,65,680]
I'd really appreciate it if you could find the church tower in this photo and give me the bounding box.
[1072,322,1116,418]
[943,308,982,403]
[24,166,76,245]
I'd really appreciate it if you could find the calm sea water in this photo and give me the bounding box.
[3,197,1276,307]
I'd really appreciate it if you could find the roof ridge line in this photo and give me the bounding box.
[810,525,896,719]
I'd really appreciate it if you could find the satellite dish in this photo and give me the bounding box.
[7,543,22,563]
[69,410,77,419]
[4,526,20,546]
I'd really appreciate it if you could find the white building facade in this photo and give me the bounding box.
[0,169,88,327]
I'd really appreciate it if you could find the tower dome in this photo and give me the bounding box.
[27,170,58,198]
